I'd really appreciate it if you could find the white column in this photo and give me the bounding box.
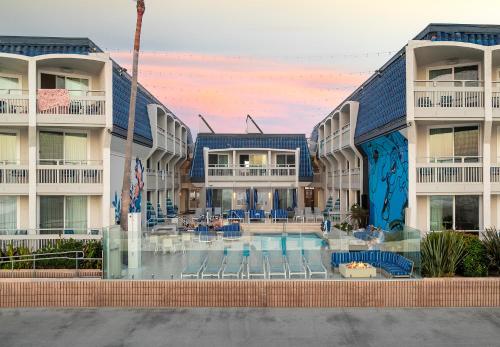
[28,59,37,234]
[203,147,209,188]
[406,44,417,228]
[483,48,493,229]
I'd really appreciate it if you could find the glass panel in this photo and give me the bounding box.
[208,154,218,165]
[65,196,87,232]
[239,154,249,166]
[454,65,479,82]
[55,75,65,89]
[286,155,295,165]
[429,128,453,162]
[0,196,17,233]
[64,133,87,164]
[276,155,285,166]
[66,77,89,96]
[39,131,63,164]
[455,195,479,230]
[454,126,479,162]
[250,154,266,166]
[430,196,453,231]
[429,68,452,81]
[0,76,19,94]
[222,189,232,212]
[218,155,228,166]
[39,196,64,233]
[0,133,17,163]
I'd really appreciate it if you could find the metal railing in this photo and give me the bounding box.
[0,163,29,184]
[414,80,484,108]
[37,90,105,116]
[0,251,102,278]
[37,166,103,184]
[0,89,29,114]
[416,157,483,183]
[207,164,297,177]
[37,159,103,165]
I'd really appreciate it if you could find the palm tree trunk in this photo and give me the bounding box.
[120,0,146,231]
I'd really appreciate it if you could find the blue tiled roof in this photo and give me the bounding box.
[189,134,314,182]
[0,36,192,147]
[311,23,500,145]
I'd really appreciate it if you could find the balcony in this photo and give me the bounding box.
[492,82,500,118]
[350,167,361,190]
[157,170,167,190]
[491,165,500,193]
[157,127,166,150]
[207,164,297,182]
[414,80,484,118]
[36,160,103,194]
[182,142,187,157]
[36,90,106,126]
[167,133,175,153]
[0,90,29,125]
[341,169,350,187]
[416,156,483,193]
[332,131,340,152]
[175,137,181,156]
[325,135,332,155]
[341,124,350,148]
[144,169,158,190]
[326,172,332,189]
[0,162,29,194]
[333,170,340,188]
[319,140,325,157]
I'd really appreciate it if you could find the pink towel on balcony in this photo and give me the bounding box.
[37,89,70,112]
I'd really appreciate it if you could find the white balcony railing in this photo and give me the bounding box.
[207,165,297,177]
[341,124,350,147]
[37,90,105,116]
[0,163,29,184]
[319,140,325,156]
[414,80,484,109]
[0,90,29,115]
[157,127,166,149]
[333,170,340,187]
[341,169,350,186]
[491,166,500,183]
[416,157,483,184]
[167,133,175,152]
[37,166,103,184]
[175,137,181,155]
[144,169,157,190]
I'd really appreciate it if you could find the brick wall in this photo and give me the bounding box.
[0,269,101,279]
[0,278,498,308]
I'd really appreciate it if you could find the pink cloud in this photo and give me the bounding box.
[111,51,367,135]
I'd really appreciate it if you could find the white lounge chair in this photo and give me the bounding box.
[181,250,207,279]
[303,249,327,278]
[267,250,287,278]
[247,250,266,279]
[201,250,225,278]
[221,250,245,278]
[286,250,307,278]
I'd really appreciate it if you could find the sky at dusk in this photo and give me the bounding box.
[3,0,500,135]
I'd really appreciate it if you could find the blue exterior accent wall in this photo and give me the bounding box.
[360,131,408,231]
[190,134,313,182]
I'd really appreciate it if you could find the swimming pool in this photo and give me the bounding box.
[248,233,327,254]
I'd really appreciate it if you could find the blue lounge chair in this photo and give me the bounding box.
[249,209,265,222]
[181,250,207,279]
[247,250,266,279]
[201,250,225,278]
[271,209,288,223]
[228,209,245,222]
[267,250,287,278]
[303,249,327,278]
[222,223,241,240]
[286,250,307,278]
[222,250,245,278]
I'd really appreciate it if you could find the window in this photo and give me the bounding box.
[0,196,17,232]
[239,154,267,167]
[211,189,232,211]
[39,196,87,233]
[429,126,479,162]
[0,75,20,95]
[39,131,87,164]
[276,154,295,167]
[429,64,479,85]
[0,133,17,164]
[40,73,89,96]
[429,195,479,231]
[208,154,228,166]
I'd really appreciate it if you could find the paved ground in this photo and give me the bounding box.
[0,308,499,347]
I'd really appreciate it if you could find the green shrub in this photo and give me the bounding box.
[0,239,102,270]
[482,228,500,275]
[421,231,466,277]
[459,235,488,277]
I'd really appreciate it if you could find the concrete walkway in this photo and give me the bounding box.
[0,308,499,347]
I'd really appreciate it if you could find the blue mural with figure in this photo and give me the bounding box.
[360,131,408,231]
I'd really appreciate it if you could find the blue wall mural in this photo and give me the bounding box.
[360,131,408,231]
[112,158,144,224]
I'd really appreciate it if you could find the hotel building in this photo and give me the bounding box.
[314,23,500,233]
[0,36,191,234]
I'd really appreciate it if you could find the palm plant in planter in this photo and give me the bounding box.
[482,228,500,275]
[421,231,466,277]
[349,204,368,229]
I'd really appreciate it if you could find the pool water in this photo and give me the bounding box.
[246,233,327,255]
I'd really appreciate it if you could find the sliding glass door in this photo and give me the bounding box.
[0,196,17,234]
[429,195,479,231]
[39,131,87,165]
[0,132,17,164]
[39,196,87,233]
[428,126,479,162]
